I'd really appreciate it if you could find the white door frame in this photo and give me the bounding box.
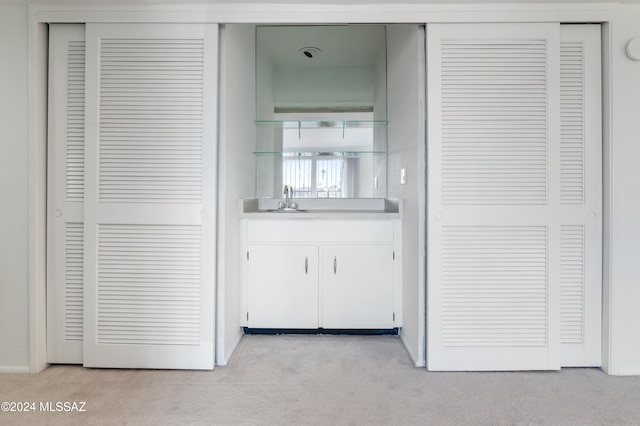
[27,3,616,373]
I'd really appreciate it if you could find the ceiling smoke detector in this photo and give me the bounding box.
[300,47,321,59]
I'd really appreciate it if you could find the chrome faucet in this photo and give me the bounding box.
[291,187,297,209]
[278,185,297,210]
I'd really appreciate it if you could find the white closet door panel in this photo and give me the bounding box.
[427,23,561,371]
[441,226,548,347]
[559,25,602,367]
[83,23,217,369]
[47,24,85,364]
[97,37,205,204]
[439,37,550,206]
[96,224,202,345]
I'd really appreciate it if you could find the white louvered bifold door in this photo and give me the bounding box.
[83,24,217,369]
[47,24,86,364]
[427,23,562,371]
[559,25,602,367]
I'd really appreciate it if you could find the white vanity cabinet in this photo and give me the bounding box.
[322,244,394,329]
[242,219,401,330]
[247,245,319,328]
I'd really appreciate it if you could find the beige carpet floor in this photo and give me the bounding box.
[1,334,640,425]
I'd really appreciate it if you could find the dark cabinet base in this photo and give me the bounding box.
[243,327,398,335]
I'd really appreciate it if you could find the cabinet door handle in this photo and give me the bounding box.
[334,256,337,274]
[305,257,308,275]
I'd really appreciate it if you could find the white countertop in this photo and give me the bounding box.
[240,198,402,219]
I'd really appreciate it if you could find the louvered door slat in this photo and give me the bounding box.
[98,39,204,205]
[442,227,548,347]
[84,23,217,370]
[440,38,549,206]
[64,223,84,342]
[560,225,585,344]
[561,41,585,205]
[47,24,85,364]
[66,40,85,201]
[427,23,561,371]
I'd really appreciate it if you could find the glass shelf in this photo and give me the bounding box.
[253,151,387,155]
[256,120,387,143]
[256,120,387,154]
[256,119,388,128]
[254,119,387,199]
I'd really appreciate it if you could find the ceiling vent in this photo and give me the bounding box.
[299,47,321,59]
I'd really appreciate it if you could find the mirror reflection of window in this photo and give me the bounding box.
[278,111,371,199]
[283,155,312,198]
[282,154,351,198]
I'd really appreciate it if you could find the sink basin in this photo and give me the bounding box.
[260,208,308,213]
[242,198,402,216]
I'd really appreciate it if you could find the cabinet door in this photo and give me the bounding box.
[247,245,318,328]
[322,245,394,329]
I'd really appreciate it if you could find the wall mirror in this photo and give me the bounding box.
[255,25,388,198]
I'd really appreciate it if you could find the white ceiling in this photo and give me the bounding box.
[10,0,637,5]
[258,25,386,68]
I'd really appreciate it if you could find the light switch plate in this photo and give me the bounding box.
[400,168,407,185]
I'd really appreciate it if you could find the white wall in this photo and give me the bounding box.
[217,24,256,364]
[1,1,639,375]
[0,4,31,372]
[608,4,640,375]
[386,25,425,366]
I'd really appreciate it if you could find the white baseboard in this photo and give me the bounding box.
[399,330,425,367]
[216,329,243,366]
[607,367,640,376]
[0,366,31,373]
